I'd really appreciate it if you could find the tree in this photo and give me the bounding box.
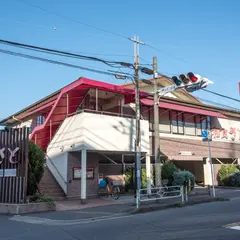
[27,141,45,196]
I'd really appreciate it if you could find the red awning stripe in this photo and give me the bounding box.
[140,98,227,119]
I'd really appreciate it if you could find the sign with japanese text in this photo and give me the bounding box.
[0,147,20,164]
[0,169,17,177]
[211,117,240,143]
[0,127,29,204]
[211,128,240,142]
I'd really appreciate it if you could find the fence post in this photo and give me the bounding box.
[181,186,184,203]
[207,185,211,196]
[184,181,188,202]
[188,179,191,193]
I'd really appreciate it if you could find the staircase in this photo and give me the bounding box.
[39,167,66,200]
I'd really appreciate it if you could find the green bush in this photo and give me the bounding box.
[218,164,239,186]
[124,167,147,190]
[172,170,195,190]
[161,161,178,184]
[27,141,45,196]
[229,172,240,187]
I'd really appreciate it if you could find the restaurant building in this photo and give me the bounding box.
[1,76,239,200]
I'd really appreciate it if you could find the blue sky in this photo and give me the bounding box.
[0,0,239,117]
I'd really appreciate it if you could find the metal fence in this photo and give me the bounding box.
[0,127,29,203]
[138,185,184,203]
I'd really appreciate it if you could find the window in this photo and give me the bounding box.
[171,111,184,134]
[141,106,149,121]
[36,115,45,126]
[159,109,171,133]
[184,113,195,135]
[149,109,154,131]
[201,116,211,131]
[201,116,207,131]
[196,115,202,136]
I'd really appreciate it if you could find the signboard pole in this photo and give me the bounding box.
[207,139,215,197]
[202,130,216,198]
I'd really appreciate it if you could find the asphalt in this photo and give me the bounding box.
[1,187,240,239]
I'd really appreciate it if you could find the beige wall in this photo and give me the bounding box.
[157,136,240,159]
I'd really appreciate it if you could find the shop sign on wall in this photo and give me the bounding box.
[211,128,240,142]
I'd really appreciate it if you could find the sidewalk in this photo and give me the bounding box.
[54,186,239,213]
[55,198,120,211]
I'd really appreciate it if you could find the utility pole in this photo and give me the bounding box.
[153,56,161,187]
[129,35,145,208]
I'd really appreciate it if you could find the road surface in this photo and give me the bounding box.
[1,196,240,239]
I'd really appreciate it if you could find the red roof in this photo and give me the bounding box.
[30,77,149,150]
[140,98,228,119]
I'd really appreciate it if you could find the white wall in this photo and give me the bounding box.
[48,112,150,153]
[46,112,150,192]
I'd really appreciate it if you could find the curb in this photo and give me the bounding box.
[214,186,240,190]
[130,197,229,214]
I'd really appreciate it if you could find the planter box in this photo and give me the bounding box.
[0,202,56,214]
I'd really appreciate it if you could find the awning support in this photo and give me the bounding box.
[215,158,223,164]
[100,153,117,165]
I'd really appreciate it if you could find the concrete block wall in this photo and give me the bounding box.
[67,152,99,198]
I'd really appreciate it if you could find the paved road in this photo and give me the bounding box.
[2,196,240,239]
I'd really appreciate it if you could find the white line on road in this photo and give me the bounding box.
[9,213,132,226]
[74,211,117,215]
[230,226,240,231]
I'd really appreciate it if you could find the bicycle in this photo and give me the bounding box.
[97,183,120,200]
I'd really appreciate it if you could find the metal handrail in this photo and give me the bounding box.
[45,153,67,185]
[68,108,135,119]
[139,185,184,203]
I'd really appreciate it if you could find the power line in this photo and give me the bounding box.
[15,0,190,65]
[201,89,240,103]
[0,39,133,68]
[197,97,239,111]
[0,48,134,79]
[15,0,129,40]
[145,43,189,63]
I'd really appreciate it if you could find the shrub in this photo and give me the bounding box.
[124,167,147,190]
[218,164,239,186]
[161,161,178,184]
[172,170,195,190]
[27,141,45,196]
[228,172,240,187]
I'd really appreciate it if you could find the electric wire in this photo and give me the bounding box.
[0,48,134,79]
[15,0,129,40]
[0,39,132,68]
[201,89,240,103]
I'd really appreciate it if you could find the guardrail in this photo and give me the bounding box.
[138,185,184,203]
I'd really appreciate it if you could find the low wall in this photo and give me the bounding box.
[0,202,56,214]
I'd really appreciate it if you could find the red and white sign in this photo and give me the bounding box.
[211,128,240,142]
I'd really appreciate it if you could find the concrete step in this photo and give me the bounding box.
[39,167,65,199]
